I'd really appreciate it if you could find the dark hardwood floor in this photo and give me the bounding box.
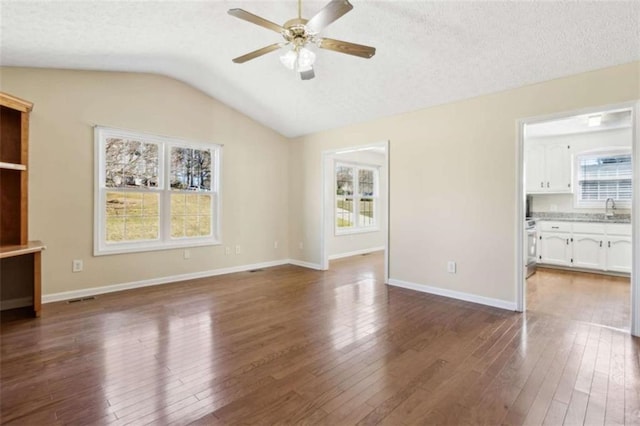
[1,253,639,425]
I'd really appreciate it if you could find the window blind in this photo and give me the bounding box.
[577,153,632,202]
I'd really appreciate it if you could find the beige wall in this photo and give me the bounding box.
[2,62,639,306]
[289,61,640,304]
[0,68,290,297]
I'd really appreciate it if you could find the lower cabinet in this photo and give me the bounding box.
[607,236,632,273]
[539,232,571,266]
[538,221,631,274]
[572,233,606,270]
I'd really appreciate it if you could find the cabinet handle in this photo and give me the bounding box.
[551,226,559,229]
[540,182,544,188]
[568,183,571,188]
[566,239,569,245]
[608,241,611,248]
[547,182,550,188]
[600,241,602,247]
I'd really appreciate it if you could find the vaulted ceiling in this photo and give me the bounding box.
[2,1,639,137]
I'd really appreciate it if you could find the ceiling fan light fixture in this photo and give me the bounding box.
[279,49,298,70]
[297,47,316,69]
[279,46,316,72]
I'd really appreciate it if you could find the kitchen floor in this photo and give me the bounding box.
[527,268,630,331]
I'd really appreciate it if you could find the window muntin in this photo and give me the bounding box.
[95,127,220,255]
[335,163,378,233]
[575,150,632,207]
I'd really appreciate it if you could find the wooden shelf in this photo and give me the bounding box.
[1,92,41,318]
[0,241,46,259]
[0,161,26,171]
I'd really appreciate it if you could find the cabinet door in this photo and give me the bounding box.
[606,237,632,273]
[572,234,605,270]
[545,144,571,193]
[540,232,571,266]
[525,144,546,193]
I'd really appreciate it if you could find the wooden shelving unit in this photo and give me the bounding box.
[0,92,44,317]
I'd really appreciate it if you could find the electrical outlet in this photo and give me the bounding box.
[225,246,231,255]
[274,240,279,249]
[184,249,191,259]
[299,242,304,250]
[72,259,83,273]
[235,245,241,255]
[447,261,456,274]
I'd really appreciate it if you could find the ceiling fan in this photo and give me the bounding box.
[228,0,376,80]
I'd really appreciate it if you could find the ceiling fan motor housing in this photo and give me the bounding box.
[283,18,315,47]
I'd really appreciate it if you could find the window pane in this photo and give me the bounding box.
[170,147,212,191]
[336,166,354,196]
[170,193,212,238]
[359,198,375,227]
[171,215,185,238]
[359,169,374,196]
[578,153,632,202]
[105,138,159,188]
[106,191,159,242]
[336,198,354,228]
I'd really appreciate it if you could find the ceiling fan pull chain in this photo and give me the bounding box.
[298,0,302,19]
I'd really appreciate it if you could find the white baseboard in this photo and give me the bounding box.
[288,259,324,270]
[43,259,291,303]
[387,278,517,311]
[328,246,385,261]
[0,297,33,311]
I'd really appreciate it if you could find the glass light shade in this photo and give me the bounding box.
[279,50,297,70]
[296,47,316,70]
[279,47,316,72]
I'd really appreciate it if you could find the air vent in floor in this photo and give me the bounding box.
[67,296,96,304]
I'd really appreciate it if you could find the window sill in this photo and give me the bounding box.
[335,227,380,236]
[94,238,220,256]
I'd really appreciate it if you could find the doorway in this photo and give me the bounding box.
[320,141,389,281]
[517,102,640,336]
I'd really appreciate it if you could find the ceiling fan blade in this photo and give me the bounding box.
[319,38,376,59]
[228,9,285,34]
[300,68,315,80]
[306,0,353,33]
[232,43,282,64]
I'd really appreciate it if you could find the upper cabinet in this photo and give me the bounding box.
[0,92,33,246]
[525,142,572,194]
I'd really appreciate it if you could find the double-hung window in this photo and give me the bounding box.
[95,127,221,255]
[335,162,378,234]
[575,149,632,208]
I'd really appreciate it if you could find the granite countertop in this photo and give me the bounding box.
[532,212,631,224]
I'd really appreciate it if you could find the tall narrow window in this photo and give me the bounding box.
[95,127,221,255]
[335,163,378,233]
[575,150,632,208]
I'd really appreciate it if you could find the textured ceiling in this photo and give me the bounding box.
[1,1,639,138]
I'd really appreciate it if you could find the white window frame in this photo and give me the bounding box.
[94,126,222,255]
[574,147,632,209]
[334,161,379,235]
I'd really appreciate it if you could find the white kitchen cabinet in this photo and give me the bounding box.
[606,236,632,273]
[572,233,605,270]
[540,232,572,266]
[525,142,572,194]
[526,144,546,193]
[537,221,631,275]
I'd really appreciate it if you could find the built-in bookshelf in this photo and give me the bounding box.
[0,92,44,317]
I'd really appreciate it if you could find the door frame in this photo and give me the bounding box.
[320,140,390,283]
[516,100,640,336]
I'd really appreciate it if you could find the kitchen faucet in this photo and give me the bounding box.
[605,197,616,218]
